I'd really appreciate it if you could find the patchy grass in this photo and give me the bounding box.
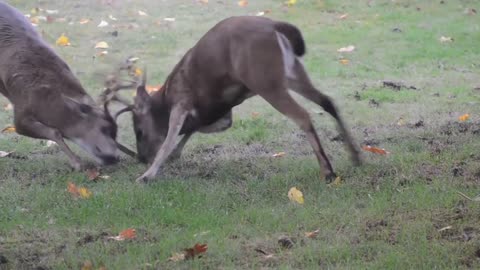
[1,0,480,269]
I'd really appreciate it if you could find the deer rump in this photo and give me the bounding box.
[129,16,360,183]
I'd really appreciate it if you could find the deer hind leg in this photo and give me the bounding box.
[14,115,83,171]
[287,59,361,166]
[257,88,337,182]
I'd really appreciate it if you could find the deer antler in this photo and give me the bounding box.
[99,61,142,158]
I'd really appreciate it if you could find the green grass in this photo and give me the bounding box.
[2,0,480,269]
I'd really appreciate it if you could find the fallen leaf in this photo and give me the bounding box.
[81,260,93,270]
[238,0,248,7]
[256,11,265,16]
[458,113,470,122]
[97,20,109,27]
[99,175,111,180]
[4,103,13,111]
[337,45,355,52]
[328,176,342,187]
[338,13,349,19]
[108,228,137,241]
[438,226,452,232]
[168,252,186,262]
[251,112,260,118]
[86,168,100,181]
[79,18,90,24]
[0,151,13,158]
[305,229,320,239]
[439,36,453,43]
[164,17,175,22]
[134,67,143,77]
[339,59,349,65]
[198,0,209,3]
[97,50,108,56]
[138,10,148,16]
[146,85,162,93]
[46,140,57,147]
[396,117,406,126]
[362,145,389,155]
[45,9,59,15]
[56,34,71,46]
[272,152,286,158]
[67,182,92,199]
[95,41,109,49]
[108,14,117,21]
[286,0,297,6]
[184,243,208,260]
[1,126,16,133]
[127,56,140,63]
[288,187,304,204]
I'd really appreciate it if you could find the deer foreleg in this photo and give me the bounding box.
[135,106,189,183]
[14,116,83,170]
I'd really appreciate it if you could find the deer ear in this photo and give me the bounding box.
[134,85,151,114]
[63,95,93,118]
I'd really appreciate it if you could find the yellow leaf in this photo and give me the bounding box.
[134,67,143,77]
[458,113,470,122]
[286,0,297,6]
[78,187,92,199]
[1,126,16,133]
[288,187,304,204]
[95,41,109,49]
[339,59,349,65]
[56,34,71,46]
[238,0,248,7]
[328,176,342,188]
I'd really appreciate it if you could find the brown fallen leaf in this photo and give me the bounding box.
[251,112,260,118]
[338,13,349,19]
[458,113,470,122]
[184,243,208,260]
[86,168,100,181]
[305,229,320,239]
[108,228,137,241]
[238,0,248,7]
[67,182,92,199]
[362,145,389,155]
[1,126,16,133]
[339,59,349,65]
[81,260,93,270]
[168,252,186,262]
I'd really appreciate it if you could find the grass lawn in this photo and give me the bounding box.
[1,0,480,269]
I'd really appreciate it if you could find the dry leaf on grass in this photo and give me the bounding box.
[337,45,355,52]
[108,228,137,241]
[288,187,304,204]
[339,59,349,65]
[458,113,470,121]
[97,20,109,27]
[305,229,320,239]
[251,112,260,118]
[238,0,248,7]
[79,18,90,24]
[138,10,148,16]
[0,151,13,158]
[94,41,109,49]
[56,34,70,46]
[338,13,349,19]
[286,0,297,6]
[439,36,453,43]
[81,260,92,270]
[67,182,92,199]
[328,176,342,188]
[362,145,389,155]
[169,243,208,262]
[1,126,16,133]
[272,152,286,158]
[86,168,100,181]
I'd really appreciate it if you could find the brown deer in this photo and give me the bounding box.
[0,2,134,170]
[115,16,361,183]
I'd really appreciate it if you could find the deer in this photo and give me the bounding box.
[0,2,135,170]
[114,16,361,183]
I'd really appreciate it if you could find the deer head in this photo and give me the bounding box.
[62,95,120,165]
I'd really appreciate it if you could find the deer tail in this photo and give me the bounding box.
[274,22,306,57]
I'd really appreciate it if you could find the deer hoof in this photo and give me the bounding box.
[325,172,337,184]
